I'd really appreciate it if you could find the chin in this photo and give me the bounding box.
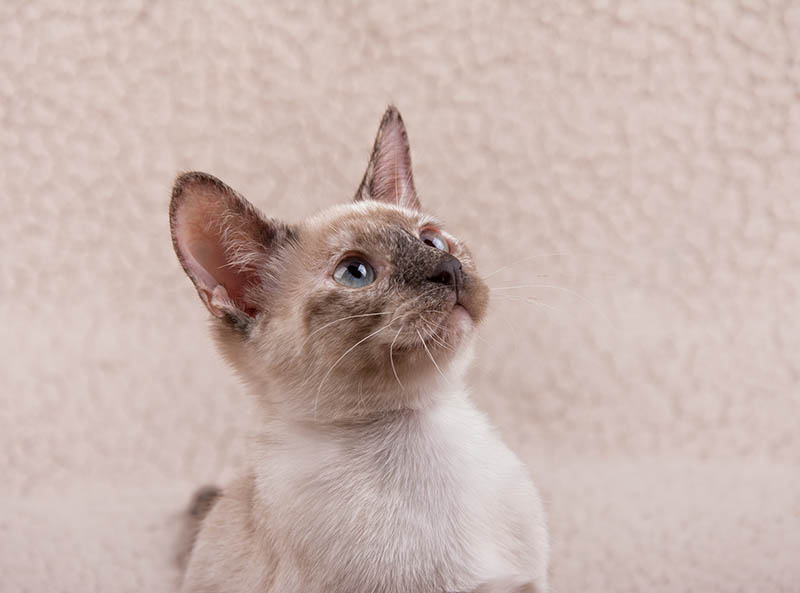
[424,303,476,359]
[451,303,475,331]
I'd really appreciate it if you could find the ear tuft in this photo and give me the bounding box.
[354,105,421,211]
[169,172,292,324]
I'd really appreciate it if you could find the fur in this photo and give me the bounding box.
[170,106,548,592]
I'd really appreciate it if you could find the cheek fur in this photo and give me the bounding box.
[303,287,391,340]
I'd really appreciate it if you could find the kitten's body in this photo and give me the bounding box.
[186,399,547,593]
[171,108,548,593]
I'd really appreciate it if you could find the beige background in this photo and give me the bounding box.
[2,1,799,591]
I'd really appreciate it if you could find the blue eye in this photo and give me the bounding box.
[333,258,376,288]
[420,229,449,253]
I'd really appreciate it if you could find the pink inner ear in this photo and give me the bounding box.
[173,190,258,318]
[356,107,421,211]
[373,131,409,201]
[371,120,419,210]
[189,240,247,299]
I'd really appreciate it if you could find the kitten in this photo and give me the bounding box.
[170,107,549,593]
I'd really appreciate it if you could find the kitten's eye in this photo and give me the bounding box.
[333,257,376,288]
[420,229,449,253]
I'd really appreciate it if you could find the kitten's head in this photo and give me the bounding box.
[170,107,488,420]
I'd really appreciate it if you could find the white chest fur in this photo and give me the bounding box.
[253,396,548,593]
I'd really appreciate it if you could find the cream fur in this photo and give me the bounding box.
[173,109,549,593]
[184,383,549,592]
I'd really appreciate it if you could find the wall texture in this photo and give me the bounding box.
[1,1,799,591]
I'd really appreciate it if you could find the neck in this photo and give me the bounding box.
[257,375,467,433]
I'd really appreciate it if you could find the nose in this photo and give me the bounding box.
[427,255,463,290]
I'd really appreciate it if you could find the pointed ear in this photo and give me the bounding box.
[354,105,421,211]
[169,172,293,324]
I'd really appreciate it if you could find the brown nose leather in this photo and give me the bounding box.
[427,255,463,290]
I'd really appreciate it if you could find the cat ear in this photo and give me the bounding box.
[354,105,421,211]
[169,172,293,323]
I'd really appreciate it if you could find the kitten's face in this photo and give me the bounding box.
[170,107,488,419]
[299,202,487,352]
[256,201,487,414]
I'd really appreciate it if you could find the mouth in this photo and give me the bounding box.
[403,277,487,358]
[451,302,472,323]
[416,302,473,353]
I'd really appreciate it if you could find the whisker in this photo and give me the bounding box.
[417,312,447,329]
[306,311,391,340]
[482,251,606,280]
[492,289,618,331]
[491,294,565,315]
[422,325,456,352]
[494,300,521,342]
[490,284,580,291]
[314,317,399,418]
[418,311,491,347]
[416,329,450,384]
[431,335,456,352]
[489,282,611,321]
[389,326,404,389]
[417,315,456,350]
[391,285,443,317]
[488,271,617,288]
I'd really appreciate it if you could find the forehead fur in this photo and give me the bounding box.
[293,201,446,267]
[306,201,441,239]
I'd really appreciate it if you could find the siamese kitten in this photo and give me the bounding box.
[170,107,548,593]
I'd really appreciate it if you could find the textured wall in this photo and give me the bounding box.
[2,1,799,591]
